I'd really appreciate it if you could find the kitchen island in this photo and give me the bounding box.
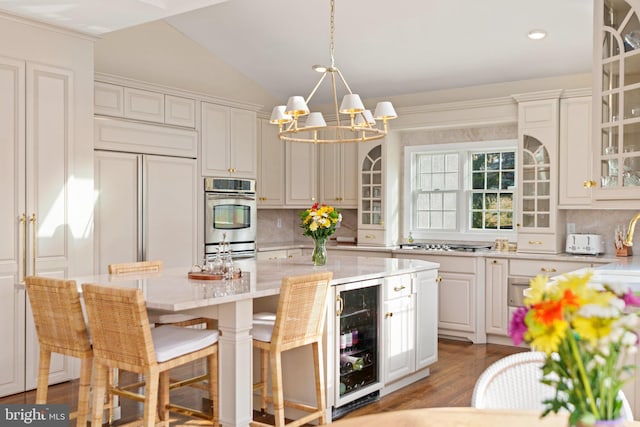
[72,255,440,427]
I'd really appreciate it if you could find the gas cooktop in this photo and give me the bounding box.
[399,242,493,252]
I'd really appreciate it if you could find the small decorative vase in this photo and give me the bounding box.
[311,237,327,266]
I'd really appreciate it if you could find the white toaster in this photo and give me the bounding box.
[565,233,605,255]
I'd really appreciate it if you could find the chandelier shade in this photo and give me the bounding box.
[271,0,397,144]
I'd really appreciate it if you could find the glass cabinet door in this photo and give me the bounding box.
[520,135,551,230]
[596,0,640,194]
[360,145,383,226]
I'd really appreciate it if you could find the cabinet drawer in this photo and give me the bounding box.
[516,233,559,254]
[124,87,164,123]
[509,259,591,277]
[384,274,412,300]
[395,253,475,274]
[357,229,385,246]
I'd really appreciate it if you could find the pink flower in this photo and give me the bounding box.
[623,290,640,307]
[509,306,529,346]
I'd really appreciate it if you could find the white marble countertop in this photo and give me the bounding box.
[70,255,439,312]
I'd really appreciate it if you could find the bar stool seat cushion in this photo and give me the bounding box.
[152,325,219,363]
[252,312,276,343]
[149,312,205,325]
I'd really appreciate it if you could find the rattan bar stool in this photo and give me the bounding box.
[252,272,333,427]
[82,283,219,427]
[24,276,112,427]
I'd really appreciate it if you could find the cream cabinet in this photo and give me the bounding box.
[357,139,399,246]
[593,0,640,200]
[485,257,509,336]
[0,53,93,396]
[94,81,196,128]
[94,151,198,272]
[285,142,317,207]
[319,143,358,208]
[257,118,285,207]
[201,102,257,178]
[382,274,415,383]
[559,94,594,208]
[393,254,484,344]
[381,270,438,393]
[513,93,565,254]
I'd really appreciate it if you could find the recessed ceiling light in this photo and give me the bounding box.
[528,29,547,40]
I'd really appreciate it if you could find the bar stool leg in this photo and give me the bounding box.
[90,363,108,427]
[312,342,327,424]
[259,348,268,413]
[76,357,92,427]
[35,348,51,404]
[270,352,285,427]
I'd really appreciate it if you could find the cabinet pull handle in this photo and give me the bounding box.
[540,267,557,273]
[583,180,596,188]
[365,234,375,239]
[30,213,37,274]
[528,240,543,245]
[492,259,498,264]
[336,295,344,316]
[385,312,393,318]
[19,213,26,283]
[393,285,406,292]
[436,276,443,283]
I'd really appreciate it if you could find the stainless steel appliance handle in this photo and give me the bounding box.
[207,193,256,201]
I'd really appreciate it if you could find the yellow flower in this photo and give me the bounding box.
[309,222,318,231]
[524,274,550,306]
[573,316,613,347]
[528,318,569,354]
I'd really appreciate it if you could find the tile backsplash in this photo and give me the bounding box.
[257,208,640,255]
[257,208,357,245]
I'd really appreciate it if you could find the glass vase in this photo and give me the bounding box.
[575,418,625,427]
[311,237,327,266]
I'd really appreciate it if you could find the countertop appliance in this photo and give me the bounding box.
[204,177,256,258]
[565,233,604,255]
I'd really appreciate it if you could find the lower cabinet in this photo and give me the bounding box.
[395,254,484,344]
[382,270,438,391]
[485,257,509,336]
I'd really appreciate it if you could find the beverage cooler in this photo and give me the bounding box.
[333,278,383,417]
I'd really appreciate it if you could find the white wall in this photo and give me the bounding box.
[94,20,279,111]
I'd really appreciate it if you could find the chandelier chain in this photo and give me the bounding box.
[329,0,335,68]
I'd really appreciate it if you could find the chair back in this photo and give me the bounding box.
[108,260,163,275]
[24,276,92,358]
[82,284,156,370]
[471,351,634,421]
[271,272,332,351]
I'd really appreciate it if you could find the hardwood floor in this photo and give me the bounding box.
[0,339,524,425]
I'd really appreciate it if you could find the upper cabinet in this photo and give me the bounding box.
[94,81,196,128]
[257,118,285,207]
[513,93,565,254]
[559,94,593,208]
[319,143,358,208]
[593,0,640,199]
[285,142,317,207]
[201,102,257,178]
[357,139,399,246]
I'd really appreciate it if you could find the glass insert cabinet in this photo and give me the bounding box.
[594,0,640,198]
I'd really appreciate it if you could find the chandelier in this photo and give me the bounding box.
[269,0,397,144]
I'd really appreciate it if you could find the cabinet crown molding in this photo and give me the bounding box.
[511,89,563,103]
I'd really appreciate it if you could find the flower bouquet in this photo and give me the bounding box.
[299,202,342,266]
[509,272,640,426]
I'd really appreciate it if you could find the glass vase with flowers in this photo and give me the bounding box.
[509,272,640,427]
[299,202,342,266]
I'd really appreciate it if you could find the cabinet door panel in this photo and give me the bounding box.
[485,258,508,336]
[229,109,256,178]
[165,95,195,128]
[124,87,164,123]
[94,151,140,273]
[257,119,285,206]
[144,155,197,268]
[286,143,317,206]
[94,82,124,117]
[559,96,592,207]
[415,270,438,369]
[438,273,475,332]
[27,64,72,263]
[383,296,415,383]
[201,102,230,176]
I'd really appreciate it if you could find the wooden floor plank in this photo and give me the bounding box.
[0,339,524,425]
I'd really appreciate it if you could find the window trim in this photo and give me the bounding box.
[403,139,518,243]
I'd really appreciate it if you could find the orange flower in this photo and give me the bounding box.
[533,299,565,325]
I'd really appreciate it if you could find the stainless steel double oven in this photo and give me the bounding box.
[204,177,257,258]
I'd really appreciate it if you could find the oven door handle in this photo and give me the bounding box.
[206,193,256,201]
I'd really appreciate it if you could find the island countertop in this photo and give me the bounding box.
[70,255,439,312]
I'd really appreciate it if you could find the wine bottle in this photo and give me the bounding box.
[340,354,364,370]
